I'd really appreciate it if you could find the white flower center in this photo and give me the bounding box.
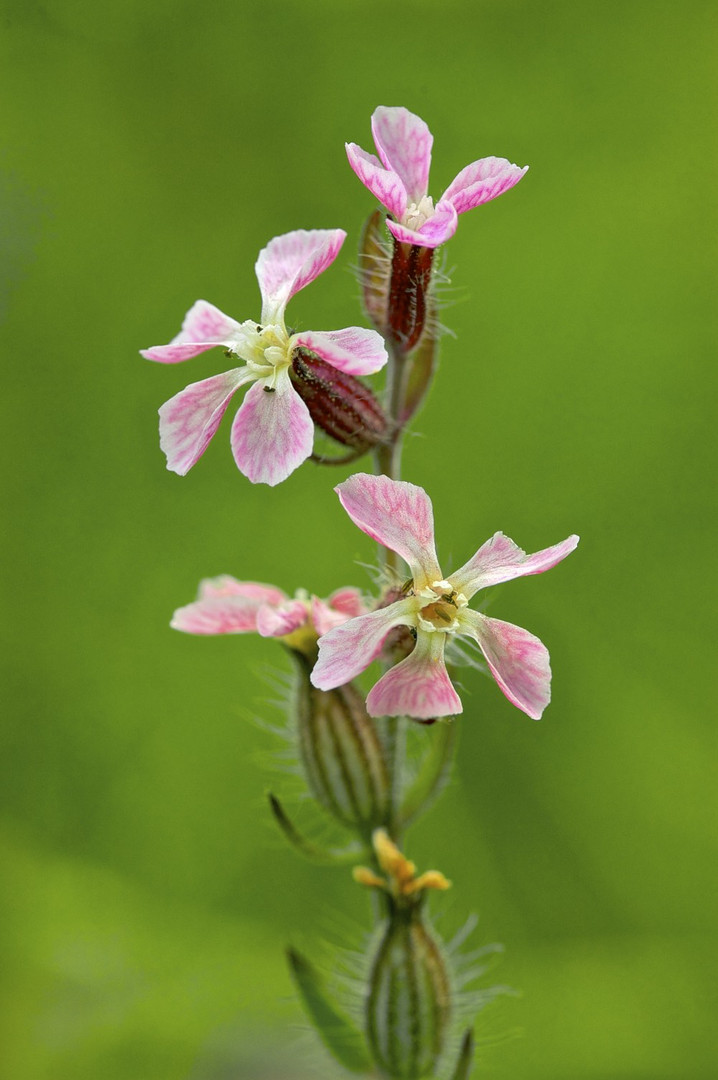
[415,580,467,634]
[233,322,293,388]
[403,195,435,231]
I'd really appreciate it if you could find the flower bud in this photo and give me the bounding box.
[354,831,452,1078]
[290,348,390,452]
[358,210,391,333]
[292,653,389,829]
[367,906,451,1079]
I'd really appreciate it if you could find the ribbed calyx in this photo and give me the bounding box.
[367,905,451,1079]
[292,653,389,829]
[290,349,390,452]
[386,241,434,354]
[353,831,452,1078]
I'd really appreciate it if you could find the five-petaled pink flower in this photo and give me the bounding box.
[171,576,366,642]
[141,229,388,485]
[311,474,578,721]
[346,106,528,249]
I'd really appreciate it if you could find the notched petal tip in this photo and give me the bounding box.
[465,612,552,720]
[230,377,314,486]
[371,106,433,205]
[141,300,243,363]
[442,157,529,215]
[335,473,441,587]
[158,368,249,476]
[367,634,462,720]
[255,229,347,317]
[311,601,413,690]
[345,142,408,221]
[292,326,388,377]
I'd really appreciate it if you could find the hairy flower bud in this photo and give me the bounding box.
[292,653,389,829]
[358,210,391,333]
[290,348,390,452]
[354,831,452,1078]
[367,906,451,1079]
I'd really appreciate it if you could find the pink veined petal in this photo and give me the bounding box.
[311,599,415,690]
[170,595,264,635]
[141,300,244,363]
[311,595,342,637]
[371,106,433,205]
[345,143,408,220]
[327,587,366,618]
[255,229,346,322]
[230,374,314,486]
[256,599,308,638]
[450,532,580,600]
[366,631,462,720]
[311,587,366,637]
[335,474,441,588]
[291,327,388,376]
[441,157,529,215]
[386,199,458,248]
[158,368,252,475]
[462,610,552,720]
[198,576,287,605]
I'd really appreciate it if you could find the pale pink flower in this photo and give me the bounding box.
[142,230,388,485]
[346,106,528,249]
[311,474,578,721]
[171,576,366,642]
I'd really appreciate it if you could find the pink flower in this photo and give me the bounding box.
[346,106,528,249]
[141,230,388,485]
[171,576,366,643]
[311,474,578,721]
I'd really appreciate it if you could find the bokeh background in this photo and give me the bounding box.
[2,0,716,1077]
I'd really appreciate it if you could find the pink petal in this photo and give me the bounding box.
[462,611,551,720]
[141,300,243,363]
[366,631,462,720]
[311,600,415,690]
[171,595,263,635]
[345,143,408,221]
[255,229,346,321]
[335,474,441,588]
[256,599,308,638]
[311,587,366,637]
[386,199,458,248]
[230,375,314,486]
[198,576,287,605]
[291,327,388,376]
[158,368,252,475]
[450,533,579,600]
[328,587,366,617]
[371,106,433,205]
[441,157,528,215]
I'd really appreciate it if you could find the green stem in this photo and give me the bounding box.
[373,334,410,836]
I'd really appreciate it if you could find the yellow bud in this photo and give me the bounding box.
[373,828,416,890]
[406,871,451,894]
[353,866,386,890]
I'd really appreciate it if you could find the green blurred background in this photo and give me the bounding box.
[1,0,716,1076]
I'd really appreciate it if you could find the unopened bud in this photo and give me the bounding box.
[358,210,391,333]
[290,349,390,452]
[292,653,389,829]
[367,906,451,1079]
